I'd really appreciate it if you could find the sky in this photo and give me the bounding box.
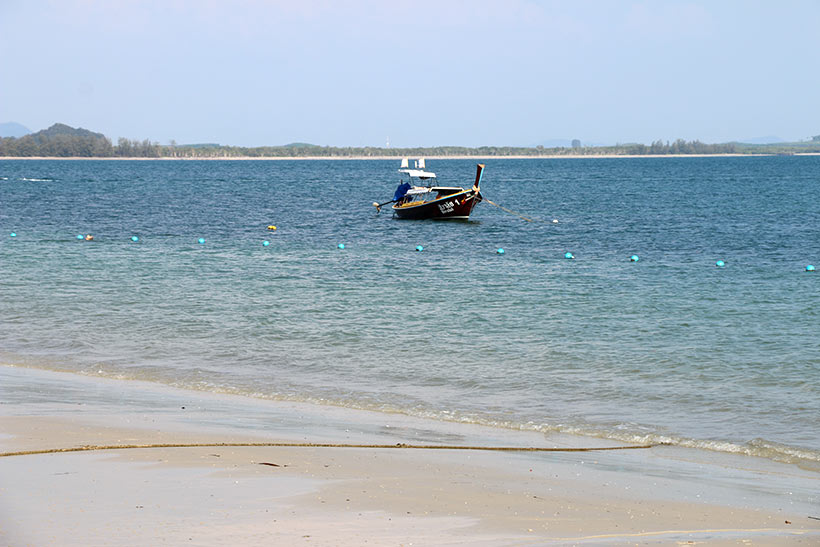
[1,0,819,147]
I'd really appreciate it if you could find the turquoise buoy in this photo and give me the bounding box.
[9,232,16,237]
[630,255,639,262]
[262,240,270,247]
[715,260,725,267]
[198,238,205,244]
[131,236,139,242]
[77,234,84,240]
[807,265,816,272]
[416,245,424,252]
[337,243,345,249]
[564,252,574,259]
[497,248,505,254]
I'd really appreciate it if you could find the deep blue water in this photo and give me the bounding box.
[1,157,818,468]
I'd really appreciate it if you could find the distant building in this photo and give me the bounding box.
[571,139,581,149]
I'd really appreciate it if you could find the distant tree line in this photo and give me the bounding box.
[596,139,740,155]
[144,141,746,158]
[115,138,162,157]
[0,123,167,158]
[3,123,820,158]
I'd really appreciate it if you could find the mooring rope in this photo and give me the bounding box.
[483,198,547,223]
[0,441,662,458]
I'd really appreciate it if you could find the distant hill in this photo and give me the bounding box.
[30,123,106,141]
[0,122,31,138]
[283,142,319,148]
[0,122,114,157]
[736,136,786,145]
[179,143,221,148]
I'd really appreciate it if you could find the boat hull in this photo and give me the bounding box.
[392,190,482,220]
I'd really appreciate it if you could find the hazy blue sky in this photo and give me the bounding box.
[2,1,819,147]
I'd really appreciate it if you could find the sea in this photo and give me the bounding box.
[1,157,818,471]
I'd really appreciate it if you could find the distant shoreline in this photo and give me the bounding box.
[3,153,816,161]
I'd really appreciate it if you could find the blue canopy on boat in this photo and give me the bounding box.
[393,182,411,201]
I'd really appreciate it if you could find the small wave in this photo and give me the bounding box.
[21,177,54,182]
[0,176,8,180]
[550,426,812,465]
[6,362,820,469]
[168,384,820,468]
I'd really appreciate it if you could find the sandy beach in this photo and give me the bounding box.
[1,366,818,546]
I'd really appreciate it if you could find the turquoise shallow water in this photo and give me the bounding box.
[1,157,818,468]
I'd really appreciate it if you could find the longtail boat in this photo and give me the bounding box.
[373,159,484,220]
